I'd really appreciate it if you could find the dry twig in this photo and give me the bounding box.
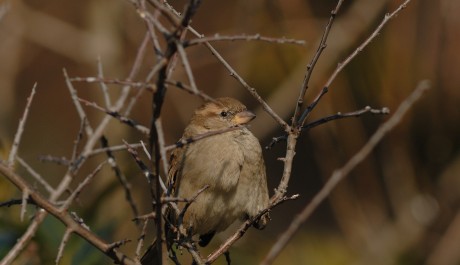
[261,80,430,265]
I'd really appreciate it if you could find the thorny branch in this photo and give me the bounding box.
[261,80,430,265]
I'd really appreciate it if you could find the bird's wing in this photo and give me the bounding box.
[166,144,186,196]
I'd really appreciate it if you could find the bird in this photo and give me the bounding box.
[141,97,270,264]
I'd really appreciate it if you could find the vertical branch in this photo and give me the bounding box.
[292,0,345,127]
[20,189,30,222]
[8,83,37,168]
[97,56,112,108]
[271,133,299,203]
[101,136,140,221]
[64,69,94,137]
[55,228,73,264]
[146,2,203,264]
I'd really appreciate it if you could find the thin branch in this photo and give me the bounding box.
[136,219,150,262]
[20,189,30,222]
[184,34,306,47]
[176,42,199,94]
[8,83,37,168]
[165,79,213,101]
[182,241,205,265]
[133,212,156,222]
[0,198,36,208]
[100,136,140,222]
[97,56,112,108]
[17,156,54,194]
[145,0,181,29]
[266,106,390,149]
[205,194,299,264]
[78,98,150,135]
[0,210,47,265]
[161,2,289,130]
[164,125,247,152]
[87,143,143,157]
[145,3,204,262]
[70,77,156,92]
[64,69,94,137]
[107,239,132,252]
[1,20,150,264]
[271,132,299,202]
[292,0,344,127]
[0,164,137,265]
[177,185,209,229]
[69,118,86,173]
[192,34,288,130]
[38,155,71,166]
[123,140,167,193]
[55,228,73,264]
[60,161,106,211]
[261,80,430,265]
[302,106,390,131]
[298,0,412,126]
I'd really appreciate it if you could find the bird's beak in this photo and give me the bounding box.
[233,110,256,125]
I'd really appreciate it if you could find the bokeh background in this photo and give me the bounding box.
[1,0,459,264]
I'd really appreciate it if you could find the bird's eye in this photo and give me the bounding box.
[220,111,228,117]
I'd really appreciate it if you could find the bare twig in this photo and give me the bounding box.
[184,34,306,47]
[0,210,47,265]
[123,140,167,193]
[87,143,143,157]
[70,77,156,92]
[107,239,132,252]
[100,136,140,221]
[298,0,412,126]
[136,219,150,262]
[0,198,36,208]
[165,79,213,101]
[8,83,37,168]
[64,69,94,137]
[292,0,345,127]
[1,20,150,264]
[38,155,71,166]
[164,125,247,151]
[78,98,150,135]
[206,194,299,264]
[20,189,30,222]
[60,161,106,211]
[177,185,209,229]
[97,56,112,108]
[162,2,289,130]
[194,34,288,130]
[69,118,86,173]
[133,212,156,222]
[302,106,390,130]
[261,80,430,265]
[266,106,390,149]
[176,42,199,94]
[55,228,73,264]
[0,164,137,265]
[17,156,54,194]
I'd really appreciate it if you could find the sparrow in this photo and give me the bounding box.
[141,97,269,264]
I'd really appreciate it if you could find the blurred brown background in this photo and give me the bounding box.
[1,0,459,264]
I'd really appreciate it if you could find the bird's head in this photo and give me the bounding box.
[187,97,256,134]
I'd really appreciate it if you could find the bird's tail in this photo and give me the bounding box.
[140,239,161,265]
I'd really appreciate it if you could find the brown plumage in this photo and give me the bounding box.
[141,97,269,264]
